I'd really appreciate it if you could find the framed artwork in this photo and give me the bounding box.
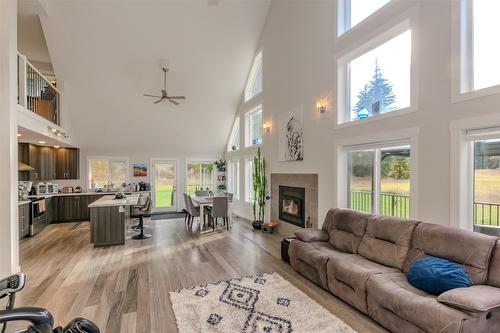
[133,163,148,177]
[278,106,304,161]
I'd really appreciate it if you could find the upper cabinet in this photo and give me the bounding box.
[19,144,80,181]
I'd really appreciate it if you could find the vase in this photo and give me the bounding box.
[252,220,263,230]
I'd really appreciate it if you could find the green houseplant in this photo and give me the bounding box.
[252,147,267,229]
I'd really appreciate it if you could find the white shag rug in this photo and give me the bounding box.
[169,272,357,333]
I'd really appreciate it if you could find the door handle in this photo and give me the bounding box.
[173,186,177,192]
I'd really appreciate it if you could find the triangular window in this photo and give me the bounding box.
[244,52,263,102]
[227,117,240,151]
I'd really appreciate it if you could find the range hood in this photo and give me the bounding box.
[18,161,34,171]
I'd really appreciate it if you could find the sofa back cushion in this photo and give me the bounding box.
[405,223,497,284]
[358,215,420,270]
[322,208,369,254]
[487,240,500,288]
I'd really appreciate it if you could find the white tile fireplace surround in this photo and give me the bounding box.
[270,173,318,237]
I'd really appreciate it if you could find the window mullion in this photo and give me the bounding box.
[373,149,381,214]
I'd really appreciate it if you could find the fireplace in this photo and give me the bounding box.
[279,185,305,227]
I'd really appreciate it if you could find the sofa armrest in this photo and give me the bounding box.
[294,229,329,242]
[437,285,500,312]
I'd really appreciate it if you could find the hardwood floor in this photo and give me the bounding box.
[4,217,388,333]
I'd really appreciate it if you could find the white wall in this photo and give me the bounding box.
[0,0,20,278]
[228,0,500,229]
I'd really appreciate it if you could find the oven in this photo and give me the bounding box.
[30,198,47,236]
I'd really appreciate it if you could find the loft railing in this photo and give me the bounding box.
[17,52,61,126]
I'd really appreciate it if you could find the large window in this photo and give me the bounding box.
[245,106,263,147]
[186,162,214,195]
[227,117,240,152]
[245,159,254,202]
[461,0,500,92]
[227,160,240,199]
[472,137,500,228]
[88,158,128,188]
[347,143,410,218]
[339,29,411,123]
[244,52,263,102]
[338,0,391,35]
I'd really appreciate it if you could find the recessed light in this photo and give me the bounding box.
[38,141,46,144]
[17,134,22,137]
[51,128,57,133]
[54,145,60,149]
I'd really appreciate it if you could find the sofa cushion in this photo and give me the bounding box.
[438,285,500,313]
[323,208,369,254]
[295,229,329,242]
[407,257,471,296]
[288,240,349,288]
[326,254,399,313]
[405,223,497,284]
[358,215,420,270]
[487,240,500,288]
[366,273,470,333]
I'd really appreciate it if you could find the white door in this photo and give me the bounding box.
[151,160,177,212]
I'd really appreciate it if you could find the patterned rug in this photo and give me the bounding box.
[169,272,357,333]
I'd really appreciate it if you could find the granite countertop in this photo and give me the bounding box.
[88,194,141,208]
[18,200,31,206]
[29,190,150,199]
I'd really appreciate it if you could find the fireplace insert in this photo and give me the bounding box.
[279,186,305,227]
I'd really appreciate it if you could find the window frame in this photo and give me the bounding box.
[244,51,263,102]
[245,158,255,203]
[185,160,216,194]
[337,19,416,126]
[335,127,419,219]
[227,116,240,152]
[245,105,263,148]
[87,156,129,189]
[451,0,500,102]
[227,160,240,200]
[337,0,392,37]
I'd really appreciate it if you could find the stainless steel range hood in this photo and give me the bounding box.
[18,161,34,171]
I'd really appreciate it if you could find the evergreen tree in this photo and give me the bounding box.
[354,61,396,117]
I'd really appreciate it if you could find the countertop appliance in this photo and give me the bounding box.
[61,186,74,194]
[46,183,59,194]
[30,197,47,236]
[34,183,48,195]
[18,181,32,201]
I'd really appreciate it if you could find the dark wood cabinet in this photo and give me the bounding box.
[55,148,80,180]
[53,194,103,222]
[19,203,30,239]
[18,144,80,181]
[47,196,56,223]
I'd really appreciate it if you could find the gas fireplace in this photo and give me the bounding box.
[279,185,305,227]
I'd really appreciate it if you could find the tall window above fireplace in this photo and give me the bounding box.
[279,186,305,228]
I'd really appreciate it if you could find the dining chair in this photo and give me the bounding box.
[195,190,209,197]
[186,194,200,226]
[209,196,229,231]
[182,193,190,226]
[224,192,234,202]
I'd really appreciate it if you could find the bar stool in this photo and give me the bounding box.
[132,196,152,240]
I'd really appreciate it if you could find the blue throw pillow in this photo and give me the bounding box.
[406,256,471,296]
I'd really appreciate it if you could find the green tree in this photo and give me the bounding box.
[387,158,410,180]
[355,61,396,117]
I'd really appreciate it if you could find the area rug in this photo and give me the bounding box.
[169,272,357,333]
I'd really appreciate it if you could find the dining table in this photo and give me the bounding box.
[191,195,233,234]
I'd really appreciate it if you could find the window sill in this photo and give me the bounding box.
[451,84,500,104]
[335,107,414,130]
[244,143,262,150]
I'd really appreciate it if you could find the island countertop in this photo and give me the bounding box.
[88,194,141,208]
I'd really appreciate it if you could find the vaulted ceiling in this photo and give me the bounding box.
[38,0,270,153]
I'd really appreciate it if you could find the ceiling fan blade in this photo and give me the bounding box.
[168,96,186,100]
[168,98,180,105]
[154,99,163,104]
[144,94,162,98]
[161,89,168,97]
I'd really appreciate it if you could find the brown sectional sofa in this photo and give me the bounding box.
[289,208,500,333]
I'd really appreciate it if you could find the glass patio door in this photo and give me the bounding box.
[152,160,177,212]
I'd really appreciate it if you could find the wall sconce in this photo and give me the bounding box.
[316,101,327,114]
[263,122,271,133]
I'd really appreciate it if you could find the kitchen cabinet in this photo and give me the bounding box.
[55,148,80,180]
[53,194,103,222]
[18,143,42,181]
[40,147,55,180]
[19,203,30,239]
[47,196,56,223]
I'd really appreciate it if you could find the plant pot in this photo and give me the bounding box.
[252,220,263,230]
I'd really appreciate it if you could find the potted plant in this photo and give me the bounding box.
[252,147,267,230]
[214,159,226,172]
[217,184,227,192]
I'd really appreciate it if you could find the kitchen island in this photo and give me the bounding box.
[88,194,143,247]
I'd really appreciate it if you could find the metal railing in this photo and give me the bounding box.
[17,53,61,125]
[186,185,214,196]
[350,190,410,219]
[474,202,500,227]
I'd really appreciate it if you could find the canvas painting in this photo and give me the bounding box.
[278,106,304,161]
[133,163,148,177]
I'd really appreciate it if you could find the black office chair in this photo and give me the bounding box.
[132,196,152,240]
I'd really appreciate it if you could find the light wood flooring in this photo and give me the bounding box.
[3,217,388,333]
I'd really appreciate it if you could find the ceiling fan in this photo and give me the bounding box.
[143,67,186,105]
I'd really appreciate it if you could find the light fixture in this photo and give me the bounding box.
[263,122,271,133]
[38,141,46,144]
[51,128,57,133]
[54,145,60,149]
[316,101,327,114]
[17,134,22,137]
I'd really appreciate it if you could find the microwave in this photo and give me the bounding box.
[35,183,48,195]
[47,183,58,194]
